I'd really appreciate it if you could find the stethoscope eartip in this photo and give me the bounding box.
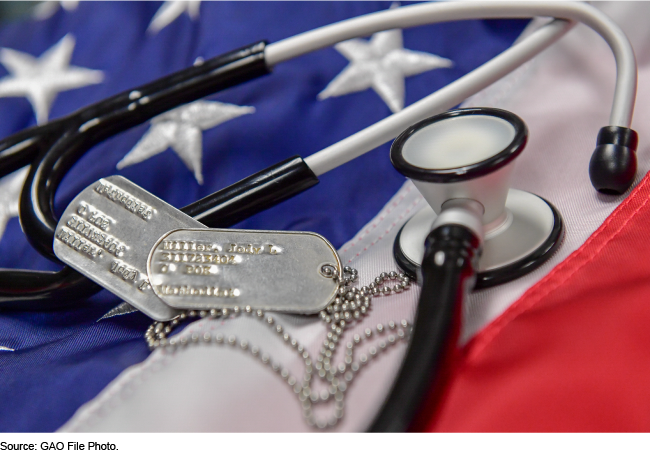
[589,126,638,195]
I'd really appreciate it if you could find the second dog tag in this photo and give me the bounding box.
[147,228,341,313]
[53,176,205,321]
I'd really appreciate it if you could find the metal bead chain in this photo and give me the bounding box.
[145,266,413,430]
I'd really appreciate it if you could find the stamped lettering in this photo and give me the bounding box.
[109,260,138,282]
[55,227,103,258]
[76,203,114,231]
[184,265,213,275]
[162,240,218,252]
[94,180,154,221]
[158,251,236,265]
[54,175,207,321]
[226,243,282,255]
[157,285,239,298]
[66,215,126,257]
[137,279,152,292]
[147,228,341,313]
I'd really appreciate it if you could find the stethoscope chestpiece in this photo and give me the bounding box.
[391,107,564,288]
[391,107,526,227]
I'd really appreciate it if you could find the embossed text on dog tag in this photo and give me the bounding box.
[53,176,204,321]
[147,228,341,313]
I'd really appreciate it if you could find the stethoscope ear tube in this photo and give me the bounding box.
[20,41,271,263]
[0,266,100,310]
[0,119,71,179]
[0,42,275,309]
[0,42,270,181]
[0,155,319,310]
[369,223,481,432]
[183,156,319,227]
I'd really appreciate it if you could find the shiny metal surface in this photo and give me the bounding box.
[147,228,341,313]
[145,266,413,430]
[53,175,204,321]
[399,188,554,271]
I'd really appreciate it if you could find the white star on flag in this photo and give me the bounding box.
[32,1,79,21]
[0,34,104,125]
[0,167,29,242]
[97,302,138,322]
[318,28,453,113]
[148,1,201,34]
[117,100,255,185]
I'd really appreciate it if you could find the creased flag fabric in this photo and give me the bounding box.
[0,1,528,432]
[60,2,650,432]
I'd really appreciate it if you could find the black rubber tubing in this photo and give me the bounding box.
[369,224,481,432]
[0,42,314,309]
[0,155,318,310]
[21,41,270,262]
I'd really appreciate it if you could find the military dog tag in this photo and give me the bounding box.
[147,228,341,313]
[53,176,204,321]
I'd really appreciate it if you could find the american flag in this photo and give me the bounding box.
[3,1,648,433]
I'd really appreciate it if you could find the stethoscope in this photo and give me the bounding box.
[0,2,639,431]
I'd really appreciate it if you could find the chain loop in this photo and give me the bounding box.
[145,267,413,430]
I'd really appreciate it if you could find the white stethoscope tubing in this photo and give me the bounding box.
[305,18,572,176]
[263,2,636,177]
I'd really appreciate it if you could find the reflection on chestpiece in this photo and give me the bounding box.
[391,107,565,288]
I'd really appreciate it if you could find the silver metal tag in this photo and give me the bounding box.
[53,176,204,321]
[147,228,341,313]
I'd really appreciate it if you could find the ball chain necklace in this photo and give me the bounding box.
[145,266,414,430]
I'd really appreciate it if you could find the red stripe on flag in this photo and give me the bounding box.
[429,173,650,432]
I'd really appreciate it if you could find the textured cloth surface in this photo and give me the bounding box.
[62,2,650,432]
[429,4,650,430]
[433,166,650,432]
[0,2,528,432]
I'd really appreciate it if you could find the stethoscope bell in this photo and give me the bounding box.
[391,107,564,288]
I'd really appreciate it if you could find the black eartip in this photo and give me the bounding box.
[589,126,638,195]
